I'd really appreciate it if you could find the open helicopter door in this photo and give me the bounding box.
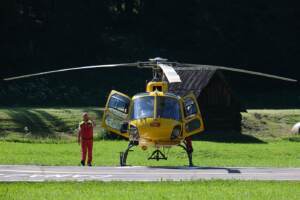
[102,90,131,138]
[182,93,205,137]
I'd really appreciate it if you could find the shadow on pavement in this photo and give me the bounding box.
[147,166,241,173]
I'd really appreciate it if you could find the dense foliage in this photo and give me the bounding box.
[0,0,299,107]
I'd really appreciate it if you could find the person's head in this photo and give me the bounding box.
[82,112,89,122]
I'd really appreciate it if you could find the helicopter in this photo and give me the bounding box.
[4,57,297,166]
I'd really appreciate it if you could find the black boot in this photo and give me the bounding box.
[80,160,85,166]
[87,162,92,167]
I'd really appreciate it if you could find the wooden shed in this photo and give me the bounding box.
[169,69,245,134]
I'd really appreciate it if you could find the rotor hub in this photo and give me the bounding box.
[149,57,168,63]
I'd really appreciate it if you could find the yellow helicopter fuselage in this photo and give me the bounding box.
[102,81,205,149]
[130,92,183,148]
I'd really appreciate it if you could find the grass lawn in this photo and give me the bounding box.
[0,108,299,167]
[0,140,299,167]
[1,108,300,141]
[0,181,300,200]
[243,109,300,139]
[0,107,105,141]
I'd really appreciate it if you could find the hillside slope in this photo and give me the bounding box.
[0,108,299,141]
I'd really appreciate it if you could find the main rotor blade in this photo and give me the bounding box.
[4,63,139,81]
[175,63,297,82]
[158,63,182,83]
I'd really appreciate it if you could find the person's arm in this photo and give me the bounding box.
[77,125,81,145]
[91,119,96,127]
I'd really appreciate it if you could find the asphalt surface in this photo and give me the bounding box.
[0,165,300,182]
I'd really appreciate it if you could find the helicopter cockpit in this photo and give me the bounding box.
[131,94,181,121]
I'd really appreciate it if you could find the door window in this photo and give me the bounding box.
[108,94,130,114]
[184,97,198,117]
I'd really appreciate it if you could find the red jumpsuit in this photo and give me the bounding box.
[79,120,94,164]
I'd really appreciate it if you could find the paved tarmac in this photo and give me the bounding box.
[0,165,300,182]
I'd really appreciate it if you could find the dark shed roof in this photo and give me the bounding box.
[169,69,216,96]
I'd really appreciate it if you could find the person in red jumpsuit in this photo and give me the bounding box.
[78,112,95,166]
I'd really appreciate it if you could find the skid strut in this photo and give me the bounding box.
[120,141,137,166]
[178,142,194,167]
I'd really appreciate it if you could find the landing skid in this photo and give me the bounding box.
[119,141,194,167]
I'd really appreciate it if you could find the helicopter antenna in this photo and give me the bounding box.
[152,67,160,81]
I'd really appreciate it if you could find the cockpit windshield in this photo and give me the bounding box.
[157,96,181,121]
[131,96,154,119]
[131,95,181,121]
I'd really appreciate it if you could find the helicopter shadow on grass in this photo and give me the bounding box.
[192,131,266,144]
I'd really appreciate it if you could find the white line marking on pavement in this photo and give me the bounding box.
[0,169,228,175]
[0,169,298,176]
[1,174,113,179]
[1,166,300,181]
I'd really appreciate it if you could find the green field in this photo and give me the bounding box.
[0,107,105,142]
[1,181,300,200]
[0,140,299,167]
[0,108,299,142]
[242,109,300,140]
[0,108,300,167]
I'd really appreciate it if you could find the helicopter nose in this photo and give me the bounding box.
[136,118,180,141]
[150,121,160,127]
